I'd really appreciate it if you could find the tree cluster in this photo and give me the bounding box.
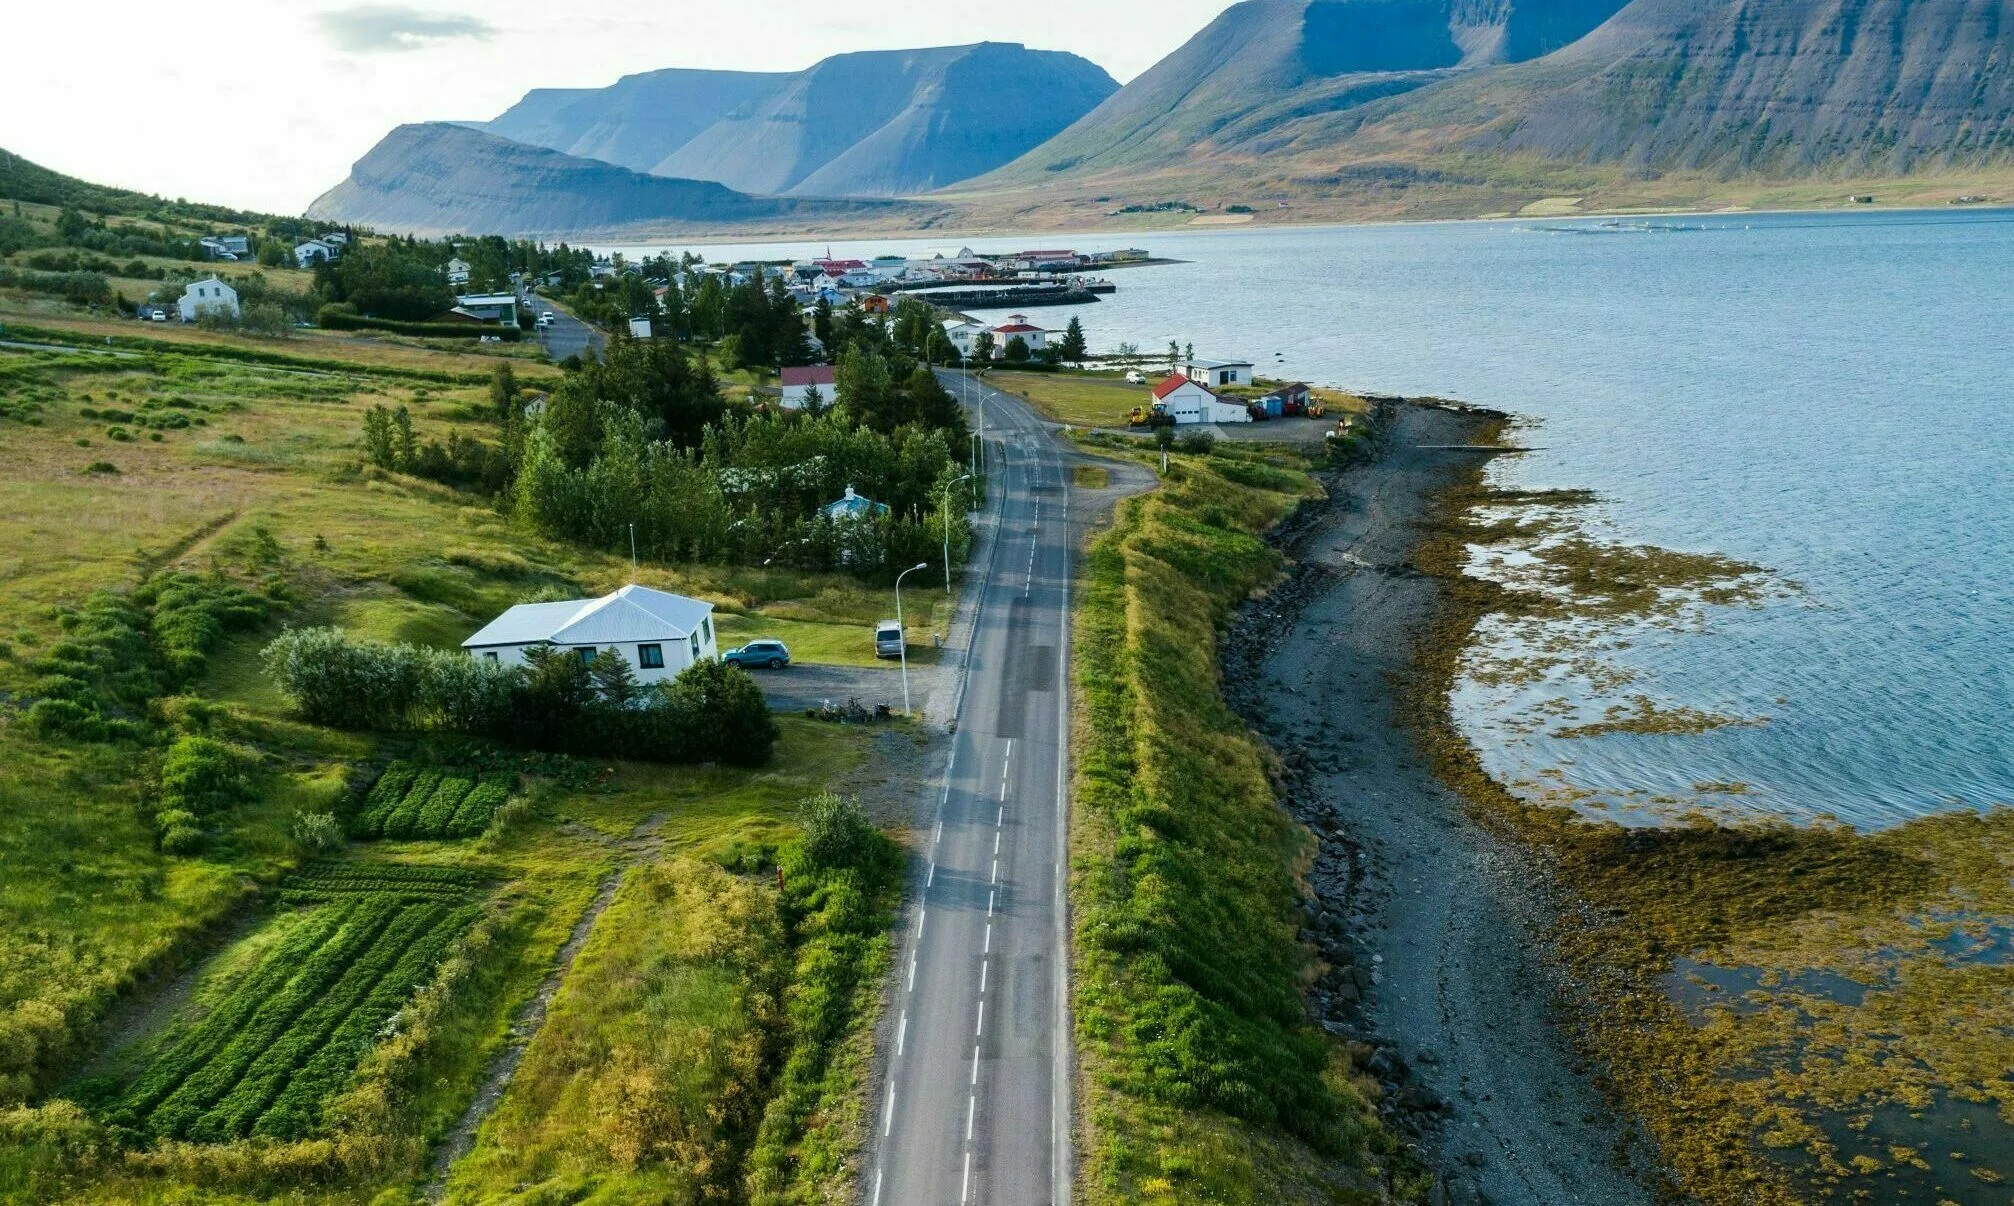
[260,628,779,768]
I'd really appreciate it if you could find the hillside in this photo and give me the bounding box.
[950,0,2014,225]
[304,123,910,238]
[480,68,784,174]
[1371,0,2014,173]
[650,42,1118,196]
[979,0,1628,185]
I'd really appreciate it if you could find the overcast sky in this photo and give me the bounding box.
[3,1,1227,215]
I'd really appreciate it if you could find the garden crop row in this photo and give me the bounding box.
[278,860,485,904]
[104,893,477,1142]
[351,762,514,840]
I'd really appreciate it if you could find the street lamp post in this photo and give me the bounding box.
[894,562,929,718]
[942,473,973,596]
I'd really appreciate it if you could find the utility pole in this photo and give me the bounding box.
[894,562,928,718]
[628,523,638,576]
[942,474,972,595]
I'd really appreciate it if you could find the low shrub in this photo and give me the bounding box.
[291,812,344,853]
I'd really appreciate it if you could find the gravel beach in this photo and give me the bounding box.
[1222,402,1654,1206]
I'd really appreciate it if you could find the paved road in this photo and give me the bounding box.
[526,297,603,363]
[869,373,1074,1205]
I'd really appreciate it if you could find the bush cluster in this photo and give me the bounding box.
[260,628,779,767]
[23,572,272,742]
[154,735,258,855]
[0,266,112,306]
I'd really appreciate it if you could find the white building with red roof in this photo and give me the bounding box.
[989,314,1049,356]
[1151,375,1252,425]
[779,364,838,410]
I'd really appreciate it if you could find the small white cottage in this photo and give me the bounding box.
[461,584,719,683]
[1150,375,1252,425]
[177,276,240,323]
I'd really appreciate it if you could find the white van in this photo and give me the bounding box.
[1125,370,1146,385]
[874,620,905,660]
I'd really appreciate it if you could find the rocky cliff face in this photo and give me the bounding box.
[303,123,897,238]
[481,69,785,174]
[979,0,1630,184]
[1468,0,2014,172]
[651,42,1118,196]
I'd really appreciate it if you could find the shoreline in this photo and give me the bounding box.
[570,200,2014,254]
[1221,400,1657,1205]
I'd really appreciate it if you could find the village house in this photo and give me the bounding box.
[199,235,250,261]
[1184,357,1255,388]
[445,257,472,286]
[461,584,719,683]
[293,239,339,268]
[779,364,837,410]
[990,314,1049,356]
[177,275,240,323]
[1151,375,1252,425]
[450,293,518,325]
[940,318,988,358]
[318,232,350,246]
[820,485,890,520]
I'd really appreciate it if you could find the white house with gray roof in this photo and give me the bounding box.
[461,584,718,683]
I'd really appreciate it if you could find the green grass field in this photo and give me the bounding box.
[988,369,1149,427]
[0,279,912,1202]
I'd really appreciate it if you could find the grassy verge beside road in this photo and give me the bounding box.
[1068,434,1423,1203]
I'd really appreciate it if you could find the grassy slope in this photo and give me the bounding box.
[1068,435,1420,1204]
[0,281,908,1201]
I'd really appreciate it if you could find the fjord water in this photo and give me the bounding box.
[661,211,2014,829]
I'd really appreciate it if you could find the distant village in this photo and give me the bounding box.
[140,235,1344,433]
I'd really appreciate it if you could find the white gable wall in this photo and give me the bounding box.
[469,614,718,685]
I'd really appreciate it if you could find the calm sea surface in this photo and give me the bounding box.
[616,212,2014,829]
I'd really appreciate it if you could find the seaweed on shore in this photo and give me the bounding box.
[1400,424,2014,1203]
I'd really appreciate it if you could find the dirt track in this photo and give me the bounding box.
[1223,403,1653,1206]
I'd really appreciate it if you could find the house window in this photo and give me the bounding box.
[483,651,498,663]
[637,644,664,670]
[701,617,712,645]
[690,634,701,661]
[575,648,597,667]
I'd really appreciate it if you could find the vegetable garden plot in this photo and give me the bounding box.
[103,864,484,1143]
[351,761,514,840]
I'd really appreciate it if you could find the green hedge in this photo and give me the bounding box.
[318,310,522,341]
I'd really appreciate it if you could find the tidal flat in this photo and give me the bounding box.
[1404,424,2014,1204]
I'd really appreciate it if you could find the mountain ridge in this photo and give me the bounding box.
[303,123,910,239]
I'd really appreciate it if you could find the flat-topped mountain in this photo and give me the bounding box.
[303,123,903,238]
[653,42,1117,197]
[480,68,783,174]
[470,42,1116,198]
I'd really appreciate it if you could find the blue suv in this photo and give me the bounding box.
[723,639,792,670]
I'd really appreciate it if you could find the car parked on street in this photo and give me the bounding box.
[722,639,792,669]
